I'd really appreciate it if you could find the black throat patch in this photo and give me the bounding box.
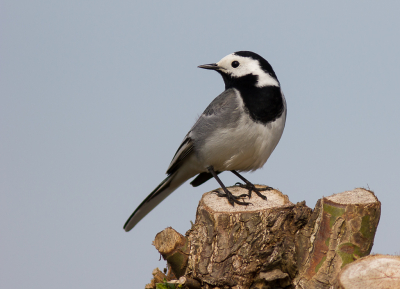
[221,73,284,125]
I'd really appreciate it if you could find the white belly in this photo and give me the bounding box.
[198,107,286,172]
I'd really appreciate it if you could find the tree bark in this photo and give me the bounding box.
[184,185,310,289]
[146,186,381,289]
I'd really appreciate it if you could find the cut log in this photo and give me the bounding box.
[184,185,312,289]
[145,268,172,289]
[178,276,202,289]
[336,254,400,289]
[294,188,381,289]
[153,227,189,278]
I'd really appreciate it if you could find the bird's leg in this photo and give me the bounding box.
[231,170,272,200]
[207,166,250,206]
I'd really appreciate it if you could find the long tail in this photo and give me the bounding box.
[124,169,191,231]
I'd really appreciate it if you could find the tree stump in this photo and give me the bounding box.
[294,188,381,289]
[185,185,310,289]
[336,255,400,289]
[146,186,381,289]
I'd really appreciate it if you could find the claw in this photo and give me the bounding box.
[213,189,250,206]
[207,166,251,206]
[235,183,272,200]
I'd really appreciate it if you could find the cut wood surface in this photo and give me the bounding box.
[336,254,400,289]
[202,185,292,212]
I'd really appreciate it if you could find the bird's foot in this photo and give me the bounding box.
[212,189,251,206]
[234,182,272,200]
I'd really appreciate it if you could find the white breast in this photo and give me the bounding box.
[197,90,286,172]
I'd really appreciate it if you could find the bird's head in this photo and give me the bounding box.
[198,51,279,89]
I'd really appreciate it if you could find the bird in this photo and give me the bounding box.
[124,51,287,232]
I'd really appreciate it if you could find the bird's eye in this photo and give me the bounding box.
[231,61,240,68]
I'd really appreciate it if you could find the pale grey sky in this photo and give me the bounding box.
[2,1,400,288]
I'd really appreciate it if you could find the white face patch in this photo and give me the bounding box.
[216,53,279,87]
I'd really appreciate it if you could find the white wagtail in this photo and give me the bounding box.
[124,51,286,232]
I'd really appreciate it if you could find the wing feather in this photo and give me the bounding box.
[166,136,194,175]
[166,88,239,175]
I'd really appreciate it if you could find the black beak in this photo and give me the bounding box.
[198,63,221,70]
